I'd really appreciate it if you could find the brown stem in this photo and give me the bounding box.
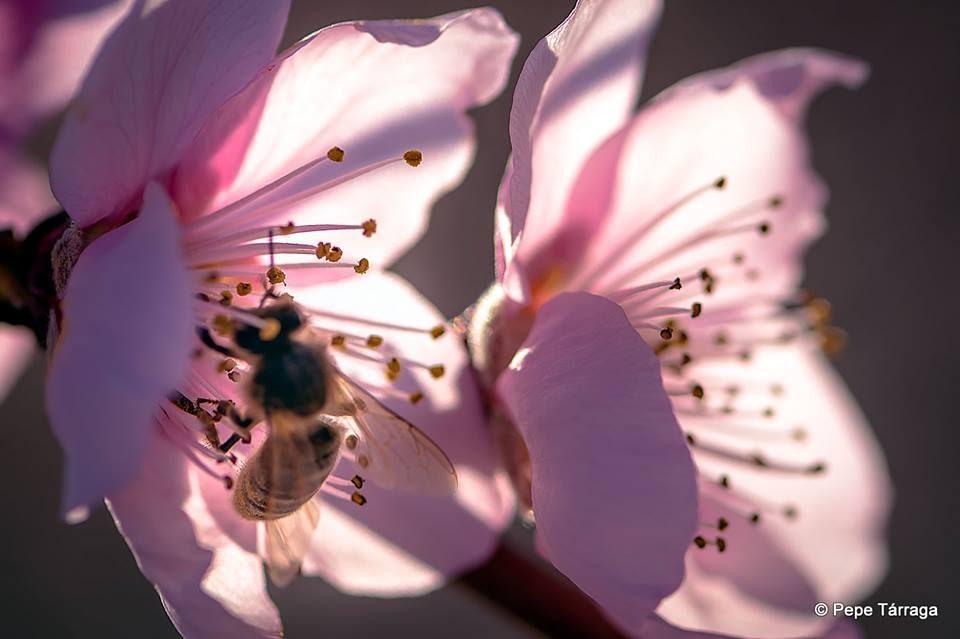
[457,541,629,638]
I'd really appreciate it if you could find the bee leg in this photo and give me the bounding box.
[168,392,220,447]
[196,326,238,357]
[218,405,257,453]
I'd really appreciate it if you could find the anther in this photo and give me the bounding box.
[236,282,253,296]
[260,318,282,341]
[213,315,233,336]
[717,517,729,531]
[219,291,233,306]
[403,150,423,167]
[351,491,367,506]
[224,476,234,490]
[361,219,377,237]
[266,266,286,285]
[693,535,707,549]
[228,371,241,383]
[316,242,330,259]
[691,302,702,318]
[669,277,682,290]
[757,222,771,235]
[733,252,745,264]
[345,434,359,450]
[218,358,238,373]
[430,325,446,339]
[429,365,445,379]
[327,246,343,262]
[409,391,424,405]
[365,335,383,348]
[354,258,370,274]
[714,176,727,189]
[279,221,296,235]
[327,146,345,162]
[357,455,370,469]
[386,357,401,381]
[768,195,784,208]
[351,475,365,489]
[331,335,346,347]
[660,327,674,341]
[750,513,761,524]
[716,537,727,553]
[691,384,705,400]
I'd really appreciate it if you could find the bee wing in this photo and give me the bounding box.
[264,499,320,588]
[327,368,457,496]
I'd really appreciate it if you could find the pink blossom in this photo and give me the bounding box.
[0,0,129,135]
[467,0,891,637]
[0,0,127,399]
[44,1,518,635]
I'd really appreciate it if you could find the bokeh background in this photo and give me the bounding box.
[2,1,956,637]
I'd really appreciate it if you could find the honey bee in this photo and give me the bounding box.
[189,299,456,586]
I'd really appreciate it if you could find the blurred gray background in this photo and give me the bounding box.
[2,1,957,637]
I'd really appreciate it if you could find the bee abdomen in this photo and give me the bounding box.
[233,423,342,521]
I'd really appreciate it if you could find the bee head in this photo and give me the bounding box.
[234,301,303,354]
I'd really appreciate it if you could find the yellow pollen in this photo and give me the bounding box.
[316,242,330,259]
[219,291,233,307]
[259,318,282,341]
[365,335,383,348]
[331,335,346,347]
[327,146,345,162]
[354,258,370,274]
[212,314,233,336]
[218,358,238,373]
[430,325,446,339]
[361,219,377,237]
[266,266,286,285]
[327,246,343,262]
[279,221,296,235]
[403,149,423,167]
[236,282,253,296]
[351,491,367,506]
[428,365,445,379]
[409,391,424,405]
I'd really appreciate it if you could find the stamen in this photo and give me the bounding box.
[571,176,727,291]
[687,432,826,474]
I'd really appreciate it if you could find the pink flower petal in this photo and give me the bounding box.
[287,272,515,594]
[50,0,290,226]
[0,146,55,233]
[0,0,129,134]
[496,292,697,631]
[658,344,890,638]
[495,0,661,298]
[564,50,866,307]
[0,326,34,401]
[174,8,519,276]
[46,182,193,515]
[107,425,282,638]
